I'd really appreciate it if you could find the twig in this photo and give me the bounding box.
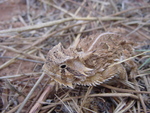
[29,82,55,113]
[133,80,147,113]
[0,18,73,34]
[23,21,90,50]
[89,0,110,5]
[0,45,45,61]
[0,72,42,79]
[109,0,118,12]
[0,47,44,70]
[101,84,150,94]
[109,6,150,17]
[7,103,21,113]
[16,73,45,113]
[41,93,139,110]
[41,0,76,17]
[55,94,73,113]
[110,51,150,67]
[89,93,139,99]
[126,20,150,37]
[0,55,19,70]
[119,100,135,113]
[0,16,125,34]
[74,16,125,21]
[79,87,93,112]
[25,79,51,113]
[122,23,150,39]
[4,79,26,97]
[0,56,44,64]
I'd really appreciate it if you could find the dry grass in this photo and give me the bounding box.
[0,0,150,113]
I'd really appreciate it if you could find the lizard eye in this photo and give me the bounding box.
[60,64,67,69]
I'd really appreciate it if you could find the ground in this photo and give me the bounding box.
[0,0,150,113]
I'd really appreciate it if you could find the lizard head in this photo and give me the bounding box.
[43,42,93,88]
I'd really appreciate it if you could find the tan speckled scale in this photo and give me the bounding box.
[43,32,137,88]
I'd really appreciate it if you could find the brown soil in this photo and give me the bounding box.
[0,0,150,113]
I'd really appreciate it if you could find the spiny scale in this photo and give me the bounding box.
[43,32,136,88]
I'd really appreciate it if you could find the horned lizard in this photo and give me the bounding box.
[43,32,138,88]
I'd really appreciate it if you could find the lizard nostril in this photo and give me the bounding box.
[60,64,66,68]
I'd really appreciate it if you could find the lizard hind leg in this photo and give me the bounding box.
[123,60,138,79]
[102,64,128,81]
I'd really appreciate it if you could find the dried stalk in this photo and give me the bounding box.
[16,73,45,113]
[0,18,73,34]
[29,82,55,113]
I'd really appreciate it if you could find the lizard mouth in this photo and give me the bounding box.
[43,64,75,88]
[59,67,87,87]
